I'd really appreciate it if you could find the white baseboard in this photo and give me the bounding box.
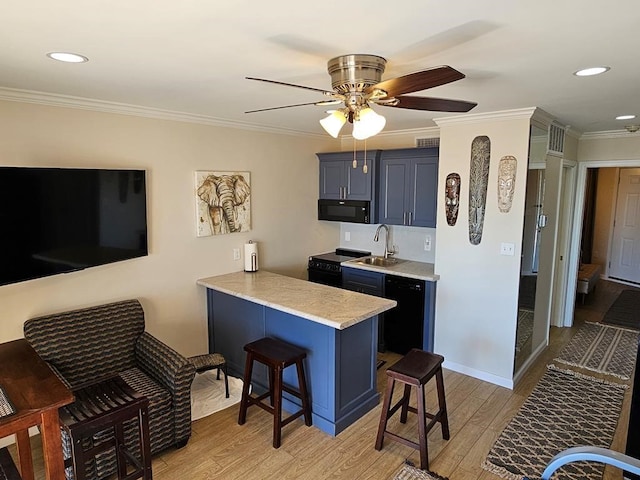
[442,359,513,390]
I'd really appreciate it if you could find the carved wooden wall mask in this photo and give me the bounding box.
[445,172,461,226]
[497,155,517,213]
[468,136,491,245]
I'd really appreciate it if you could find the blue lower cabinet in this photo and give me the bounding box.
[206,289,379,436]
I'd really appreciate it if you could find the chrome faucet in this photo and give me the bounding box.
[374,224,394,258]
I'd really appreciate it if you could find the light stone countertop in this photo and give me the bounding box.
[341,258,440,282]
[197,270,396,330]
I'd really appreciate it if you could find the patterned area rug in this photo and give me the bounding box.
[516,309,534,353]
[392,463,449,480]
[482,366,627,480]
[554,322,639,380]
[602,289,640,330]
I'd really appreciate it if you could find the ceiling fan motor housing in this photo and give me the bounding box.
[327,54,387,94]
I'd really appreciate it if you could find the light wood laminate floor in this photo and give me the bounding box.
[13,279,639,479]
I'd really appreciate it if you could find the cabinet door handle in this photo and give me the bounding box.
[408,211,413,225]
[403,212,407,225]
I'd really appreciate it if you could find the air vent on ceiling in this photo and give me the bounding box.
[547,123,565,155]
[416,137,440,148]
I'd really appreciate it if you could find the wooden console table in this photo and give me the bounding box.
[0,339,74,480]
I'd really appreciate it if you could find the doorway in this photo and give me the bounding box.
[565,160,640,326]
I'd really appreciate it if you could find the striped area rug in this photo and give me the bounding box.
[553,322,639,380]
[482,365,627,480]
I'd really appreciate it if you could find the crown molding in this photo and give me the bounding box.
[3,88,632,141]
[354,125,440,139]
[580,130,640,140]
[0,87,324,138]
[433,107,538,126]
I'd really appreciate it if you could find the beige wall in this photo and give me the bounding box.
[591,168,617,268]
[578,135,640,161]
[434,112,533,387]
[0,100,339,355]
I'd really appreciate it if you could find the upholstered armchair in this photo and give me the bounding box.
[23,299,196,479]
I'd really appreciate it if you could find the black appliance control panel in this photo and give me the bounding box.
[308,259,341,272]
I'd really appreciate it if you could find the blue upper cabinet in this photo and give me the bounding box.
[378,147,439,227]
[318,150,381,201]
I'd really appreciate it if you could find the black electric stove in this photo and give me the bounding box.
[307,248,371,287]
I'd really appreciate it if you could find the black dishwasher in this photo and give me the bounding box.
[384,275,425,355]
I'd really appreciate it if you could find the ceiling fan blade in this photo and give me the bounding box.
[246,77,337,97]
[245,100,341,114]
[365,66,465,97]
[377,95,477,112]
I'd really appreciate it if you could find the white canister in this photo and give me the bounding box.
[244,241,258,272]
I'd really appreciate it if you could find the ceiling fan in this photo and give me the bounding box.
[246,54,477,138]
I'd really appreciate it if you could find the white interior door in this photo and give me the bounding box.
[609,167,640,283]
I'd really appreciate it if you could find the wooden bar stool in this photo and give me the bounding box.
[375,348,450,470]
[238,337,312,448]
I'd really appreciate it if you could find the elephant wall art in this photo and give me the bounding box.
[195,171,251,236]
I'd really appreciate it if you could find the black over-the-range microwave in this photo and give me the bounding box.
[318,199,371,224]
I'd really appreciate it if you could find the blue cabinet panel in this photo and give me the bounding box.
[205,288,379,436]
[317,150,380,202]
[337,318,377,413]
[265,308,336,422]
[342,267,384,296]
[378,147,439,227]
[411,159,438,227]
[319,159,345,199]
[422,281,437,352]
[379,160,409,225]
[207,291,264,376]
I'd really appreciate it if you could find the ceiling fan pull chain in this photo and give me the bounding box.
[353,137,357,168]
[363,140,368,173]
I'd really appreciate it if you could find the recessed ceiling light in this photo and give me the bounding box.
[574,66,610,77]
[616,114,636,120]
[47,52,89,63]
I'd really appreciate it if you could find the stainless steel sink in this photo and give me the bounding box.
[354,256,406,267]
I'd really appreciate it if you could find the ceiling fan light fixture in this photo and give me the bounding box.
[320,110,347,138]
[352,107,386,140]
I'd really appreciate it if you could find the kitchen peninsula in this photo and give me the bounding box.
[197,270,396,435]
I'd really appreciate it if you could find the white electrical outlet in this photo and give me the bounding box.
[500,242,515,256]
[345,231,351,242]
[424,235,432,251]
[233,248,241,260]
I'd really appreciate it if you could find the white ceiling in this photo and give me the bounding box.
[2,1,639,136]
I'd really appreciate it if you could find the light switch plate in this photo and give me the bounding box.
[345,231,351,242]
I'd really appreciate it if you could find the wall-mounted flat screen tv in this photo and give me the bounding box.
[0,167,148,286]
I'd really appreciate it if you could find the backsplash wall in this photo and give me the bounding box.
[337,222,436,263]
